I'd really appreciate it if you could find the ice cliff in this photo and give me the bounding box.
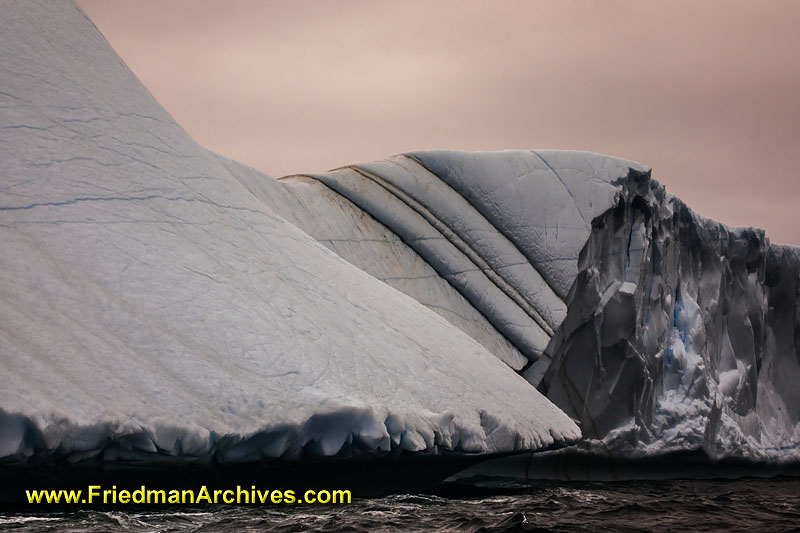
[541,174,800,464]
[1,0,798,492]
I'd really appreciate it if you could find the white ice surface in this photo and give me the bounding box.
[273,150,646,369]
[219,157,530,371]
[409,149,648,298]
[0,0,580,466]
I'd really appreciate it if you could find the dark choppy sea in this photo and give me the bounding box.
[1,478,798,532]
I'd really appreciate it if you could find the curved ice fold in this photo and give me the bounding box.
[275,150,645,371]
[409,149,646,298]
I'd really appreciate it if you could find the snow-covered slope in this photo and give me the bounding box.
[0,0,580,476]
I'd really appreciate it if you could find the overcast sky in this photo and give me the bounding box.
[78,0,800,245]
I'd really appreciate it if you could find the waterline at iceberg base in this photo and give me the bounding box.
[1,0,799,500]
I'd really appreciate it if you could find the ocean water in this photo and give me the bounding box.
[1,478,798,532]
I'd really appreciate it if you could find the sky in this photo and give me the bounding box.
[78,0,800,245]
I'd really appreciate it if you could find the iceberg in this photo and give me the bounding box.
[534,170,800,472]
[1,0,799,497]
[269,150,800,479]
[0,0,579,497]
